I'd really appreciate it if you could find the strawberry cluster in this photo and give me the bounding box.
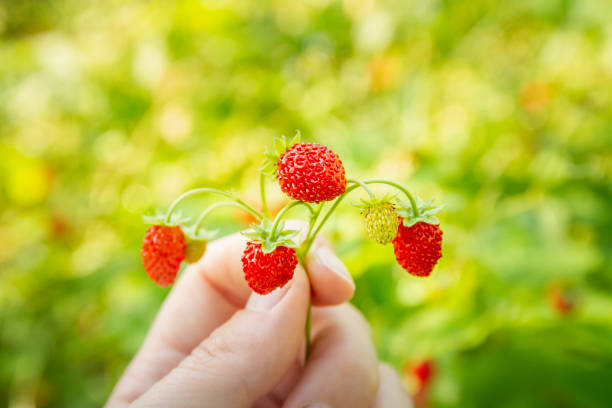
[139,131,447,365]
[140,131,445,295]
[357,193,443,277]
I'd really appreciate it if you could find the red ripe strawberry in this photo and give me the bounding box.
[276,142,346,203]
[141,225,186,287]
[242,242,298,295]
[411,360,435,387]
[548,285,576,315]
[393,221,442,277]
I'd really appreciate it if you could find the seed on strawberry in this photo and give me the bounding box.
[362,202,400,244]
[276,142,346,203]
[141,225,186,287]
[393,221,442,277]
[242,242,298,295]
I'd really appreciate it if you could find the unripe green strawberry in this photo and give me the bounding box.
[362,202,400,244]
[185,239,207,264]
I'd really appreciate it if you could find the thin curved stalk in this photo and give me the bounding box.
[302,179,419,254]
[194,201,251,233]
[260,173,270,218]
[270,201,314,237]
[363,178,419,217]
[347,178,375,200]
[166,187,264,223]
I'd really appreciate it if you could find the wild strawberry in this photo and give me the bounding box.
[393,221,443,277]
[261,133,346,203]
[408,360,435,408]
[276,142,346,203]
[359,198,399,244]
[242,242,298,295]
[241,218,300,294]
[393,197,443,276]
[548,284,577,315]
[411,360,435,387]
[141,225,186,287]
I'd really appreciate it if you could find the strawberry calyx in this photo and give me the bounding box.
[353,193,397,211]
[260,131,301,176]
[396,196,443,227]
[142,210,190,227]
[241,218,300,254]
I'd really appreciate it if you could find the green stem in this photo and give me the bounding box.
[299,179,418,364]
[305,303,312,361]
[270,201,314,237]
[297,203,323,261]
[347,178,375,200]
[260,173,270,218]
[301,178,418,255]
[301,184,359,255]
[194,201,250,233]
[363,178,419,217]
[165,187,264,223]
[305,203,324,241]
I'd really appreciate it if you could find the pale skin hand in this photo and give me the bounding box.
[106,228,412,408]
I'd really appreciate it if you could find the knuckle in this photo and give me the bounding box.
[182,333,239,378]
[192,333,236,363]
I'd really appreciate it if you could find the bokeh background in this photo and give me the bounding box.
[1,0,612,406]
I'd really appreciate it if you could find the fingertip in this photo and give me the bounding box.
[246,263,310,317]
[306,243,355,306]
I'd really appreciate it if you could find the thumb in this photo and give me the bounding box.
[132,265,310,408]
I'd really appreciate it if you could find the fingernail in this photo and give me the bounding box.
[315,246,354,289]
[246,282,291,311]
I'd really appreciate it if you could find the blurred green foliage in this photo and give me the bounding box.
[1,0,611,406]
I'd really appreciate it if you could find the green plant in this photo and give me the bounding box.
[140,132,445,359]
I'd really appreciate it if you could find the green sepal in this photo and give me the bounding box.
[353,193,397,210]
[181,224,217,241]
[142,210,190,226]
[396,196,443,227]
[260,131,301,177]
[240,217,300,254]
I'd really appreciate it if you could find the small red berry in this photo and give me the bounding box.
[276,142,346,203]
[242,242,298,295]
[548,285,575,315]
[411,360,435,387]
[393,221,443,277]
[141,225,186,287]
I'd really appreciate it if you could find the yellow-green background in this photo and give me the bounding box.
[1,0,611,406]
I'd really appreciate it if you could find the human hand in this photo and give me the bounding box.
[106,229,411,407]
